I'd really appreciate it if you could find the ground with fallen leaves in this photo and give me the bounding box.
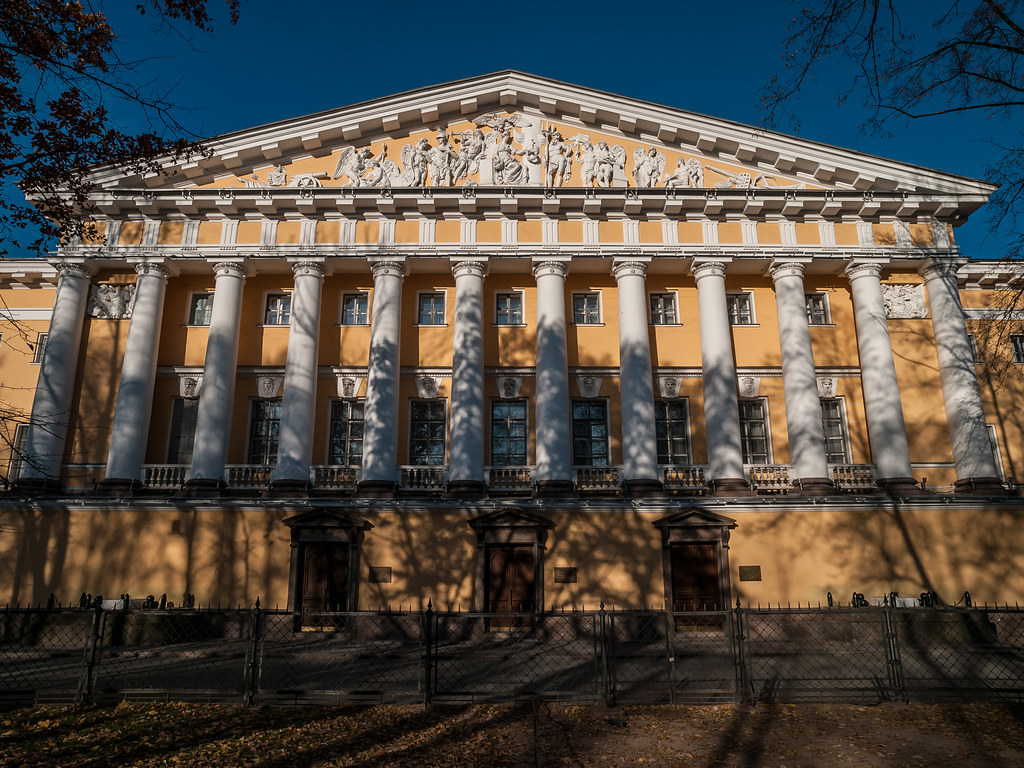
[2,701,1023,767]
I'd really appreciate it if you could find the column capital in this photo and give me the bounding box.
[370,259,406,279]
[209,259,248,279]
[690,259,729,281]
[611,260,650,279]
[768,260,808,282]
[131,260,174,279]
[51,260,96,280]
[532,259,569,280]
[451,259,488,280]
[288,259,327,278]
[844,260,886,281]
[919,258,966,282]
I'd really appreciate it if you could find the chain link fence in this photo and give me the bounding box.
[3,603,1024,706]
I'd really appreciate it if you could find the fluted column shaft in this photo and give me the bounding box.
[613,260,661,495]
[845,261,919,493]
[769,261,833,494]
[448,259,487,495]
[921,260,1003,494]
[187,260,247,486]
[533,259,574,495]
[271,259,326,489]
[20,260,94,485]
[104,261,171,485]
[692,260,752,495]
[357,260,405,495]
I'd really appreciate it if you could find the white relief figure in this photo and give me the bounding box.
[594,141,627,187]
[452,129,486,183]
[267,165,287,186]
[89,284,136,319]
[521,136,542,183]
[574,137,598,187]
[686,158,705,188]
[633,146,666,188]
[705,163,755,189]
[402,138,432,187]
[429,131,459,187]
[881,284,927,318]
[662,158,688,188]
[490,122,529,184]
[541,129,573,187]
[332,145,398,187]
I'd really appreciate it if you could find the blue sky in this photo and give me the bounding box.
[24,1,1024,258]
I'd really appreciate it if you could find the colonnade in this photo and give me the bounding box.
[17,253,1004,498]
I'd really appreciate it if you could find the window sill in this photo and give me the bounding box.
[729,323,760,328]
[413,323,449,328]
[183,323,212,328]
[257,323,290,328]
[573,322,606,327]
[493,323,528,328]
[808,323,836,328]
[651,323,684,327]
[335,322,370,327]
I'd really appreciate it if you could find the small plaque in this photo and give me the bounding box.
[738,566,762,582]
[553,567,578,584]
[369,567,392,584]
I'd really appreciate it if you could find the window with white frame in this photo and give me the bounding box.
[247,399,282,465]
[417,292,446,325]
[572,292,601,324]
[655,400,691,465]
[31,332,48,364]
[7,423,28,481]
[571,400,609,465]
[738,399,770,464]
[490,399,527,466]
[328,399,365,465]
[166,397,200,464]
[263,293,291,325]
[726,293,755,325]
[340,292,369,325]
[805,293,830,325]
[409,400,447,465]
[188,293,214,326]
[987,424,1005,481]
[967,334,981,363]
[820,398,850,464]
[649,293,678,325]
[495,292,524,325]
[1012,334,1024,364]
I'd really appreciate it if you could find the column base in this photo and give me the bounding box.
[792,477,835,497]
[96,478,145,496]
[710,478,756,497]
[10,477,63,495]
[446,480,488,499]
[953,476,1009,496]
[266,478,311,498]
[622,478,665,498]
[356,480,397,499]
[176,477,227,498]
[876,477,930,496]
[533,479,577,499]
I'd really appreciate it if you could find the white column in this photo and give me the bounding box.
[448,259,488,496]
[187,260,247,489]
[921,260,1004,494]
[845,261,920,494]
[104,260,172,487]
[769,261,833,494]
[19,260,94,486]
[357,259,405,496]
[692,260,752,496]
[271,259,326,490]
[612,259,662,494]
[533,259,574,496]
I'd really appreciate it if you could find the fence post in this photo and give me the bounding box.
[733,599,754,704]
[243,599,263,706]
[882,603,907,702]
[76,605,103,707]
[422,600,433,705]
[599,602,613,706]
[664,599,676,705]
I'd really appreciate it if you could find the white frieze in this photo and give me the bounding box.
[88,284,136,319]
[633,146,667,188]
[881,284,927,318]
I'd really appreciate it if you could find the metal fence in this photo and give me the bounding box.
[3,603,1024,707]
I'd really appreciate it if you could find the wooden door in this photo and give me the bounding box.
[670,542,723,612]
[300,543,349,630]
[486,545,535,628]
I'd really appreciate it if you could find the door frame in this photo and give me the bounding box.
[652,508,737,613]
[468,508,554,613]
[283,508,372,616]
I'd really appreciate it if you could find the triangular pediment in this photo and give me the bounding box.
[652,507,738,530]
[282,507,373,530]
[94,71,993,200]
[467,507,555,530]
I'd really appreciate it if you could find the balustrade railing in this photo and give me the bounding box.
[485,466,533,492]
[662,465,709,494]
[225,465,272,489]
[575,466,620,491]
[311,465,358,491]
[831,464,878,493]
[746,464,791,494]
[141,464,188,489]
[400,465,446,492]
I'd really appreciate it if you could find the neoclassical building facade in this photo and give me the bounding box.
[2,72,1023,613]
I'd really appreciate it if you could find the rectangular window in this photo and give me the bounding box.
[967,334,981,363]
[31,332,48,364]
[340,292,369,325]
[188,293,213,325]
[7,423,28,481]
[417,292,446,325]
[727,293,754,325]
[987,424,1005,481]
[738,399,770,464]
[1012,334,1024,364]
[166,397,200,464]
[805,293,830,325]
[571,400,609,465]
[655,400,691,465]
[490,399,528,466]
[410,400,446,465]
[650,293,678,325]
[328,399,365,466]
[495,292,523,325]
[247,399,282,465]
[264,293,291,325]
[572,292,601,324]
[820,398,850,464]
